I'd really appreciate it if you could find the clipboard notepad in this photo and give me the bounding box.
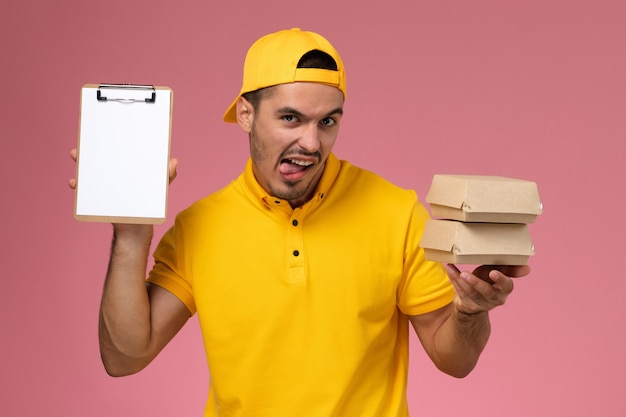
[74,84,173,224]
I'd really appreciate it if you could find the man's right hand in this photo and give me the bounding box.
[68,147,189,376]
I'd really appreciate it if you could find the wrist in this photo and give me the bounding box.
[454,306,488,322]
[112,224,153,250]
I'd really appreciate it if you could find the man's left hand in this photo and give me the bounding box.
[445,264,531,315]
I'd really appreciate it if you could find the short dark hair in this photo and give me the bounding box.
[242,50,338,111]
[297,49,338,70]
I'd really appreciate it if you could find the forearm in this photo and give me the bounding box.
[432,307,491,378]
[413,265,524,379]
[98,224,154,376]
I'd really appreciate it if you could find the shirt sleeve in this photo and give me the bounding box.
[147,219,197,315]
[397,198,456,316]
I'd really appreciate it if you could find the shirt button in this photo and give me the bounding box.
[293,250,300,257]
[292,219,298,226]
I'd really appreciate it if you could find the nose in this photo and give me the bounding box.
[297,123,321,153]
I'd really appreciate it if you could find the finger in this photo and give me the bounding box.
[447,267,495,302]
[459,271,500,299]
[69,149,78,189]
[447,267,508,313]
[449,264,495,285]
[488,270,515,294]
[469,265,496,284]
[450,276,492,315]
[168,158,178,184]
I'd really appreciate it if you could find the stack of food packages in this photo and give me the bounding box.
[420,175,543,266]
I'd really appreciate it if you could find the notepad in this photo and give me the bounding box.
[74,84,173,224]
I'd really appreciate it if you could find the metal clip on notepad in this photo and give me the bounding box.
[96,84,156,103]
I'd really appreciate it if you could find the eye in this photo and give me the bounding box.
[320,117,336,127]
[282,115,296,122]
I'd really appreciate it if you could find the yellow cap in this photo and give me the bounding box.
[223,28,347,123]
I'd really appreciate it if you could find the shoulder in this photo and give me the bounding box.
[175,179,243,224]
[335,159,418,206]
[322,159,426,229]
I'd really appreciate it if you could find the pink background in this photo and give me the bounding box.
[1,0,624,416]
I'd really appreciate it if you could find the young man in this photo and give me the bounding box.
[79,28,529,416]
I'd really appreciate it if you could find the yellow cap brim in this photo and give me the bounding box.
[223,96,239,123]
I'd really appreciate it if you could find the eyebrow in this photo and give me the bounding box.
[276,106,344,119]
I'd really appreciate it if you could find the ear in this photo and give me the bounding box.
[236,96,254,133]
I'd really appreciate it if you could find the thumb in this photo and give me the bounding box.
[168,158,179,184]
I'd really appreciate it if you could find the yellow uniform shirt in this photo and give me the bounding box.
[148,153,455,417]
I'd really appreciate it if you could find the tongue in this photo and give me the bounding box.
[279,161,307,175]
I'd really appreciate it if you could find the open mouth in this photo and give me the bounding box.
[279,158,314,176]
